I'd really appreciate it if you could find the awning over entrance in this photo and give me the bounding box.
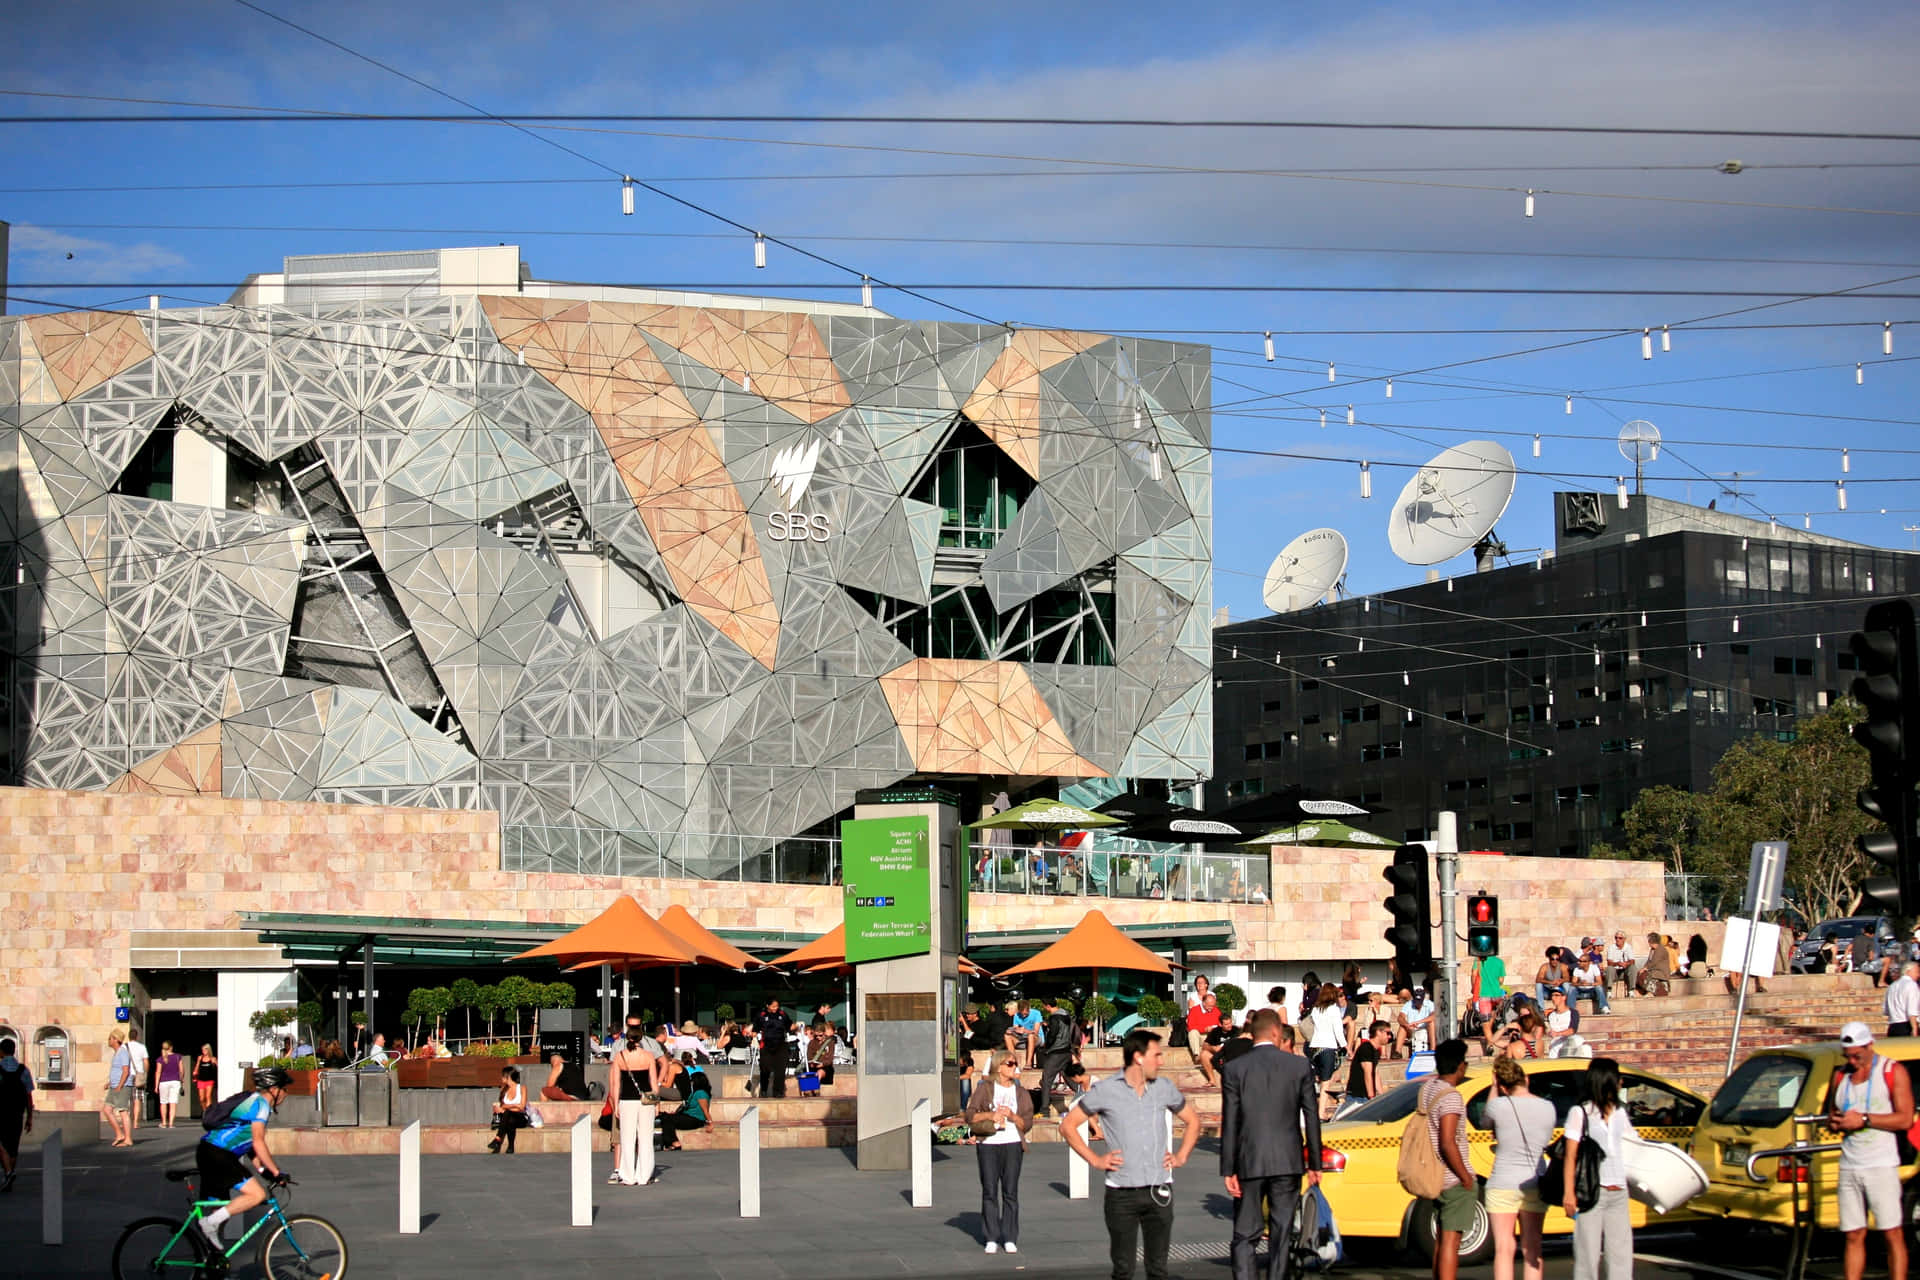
[241,911,840,966]
[965,919,1234,967]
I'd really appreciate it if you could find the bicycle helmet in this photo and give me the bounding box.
[252,1066,291,1090]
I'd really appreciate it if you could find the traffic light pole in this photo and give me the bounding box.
[1436,811,1460,1042]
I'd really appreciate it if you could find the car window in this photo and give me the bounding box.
[1467,1071,1588,1129]
[1343,1080,1421,1125]
[1622,1075,1704,1127]
[1710,1054,1811,1128]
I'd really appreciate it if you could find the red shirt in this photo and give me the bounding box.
[1187,1004,1223,1034]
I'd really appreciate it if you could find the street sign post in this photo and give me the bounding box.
[841,816,933,964]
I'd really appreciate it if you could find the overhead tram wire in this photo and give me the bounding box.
[20,281,1920,298]
[225,0,1003,331]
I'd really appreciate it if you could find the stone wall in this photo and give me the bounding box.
[0,787,1670,1109]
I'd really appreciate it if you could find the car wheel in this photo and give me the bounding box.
[1903,1176,1920,1243]
[1407,1196,1493,1265]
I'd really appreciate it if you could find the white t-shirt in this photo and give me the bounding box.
[127,1040,149,1083]
[1885,976,1920,1026]
[1604,943,1635,968]
[1565,1103,1638,1189]
[982,1081,1023,1144]
[1402,998,1435,1050]
[1546,1007,1576,1037]
[1573,960,1604,988]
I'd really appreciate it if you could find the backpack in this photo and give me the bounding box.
[1291,1183,1345,1271]
[200,1089,255,1133]
[1860,1057,1920,1157]
[1396,1082,1451,1199]
[0,1063,28,1114]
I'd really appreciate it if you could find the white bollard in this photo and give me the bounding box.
[739,1105,761,1219]
[570,1115,592,1227]
[399,1119,420,1234]
[1069,1143,1089,1200]
[638,1103,656,1185]
[41,1129,62,1245]
[910,1097,932,1208]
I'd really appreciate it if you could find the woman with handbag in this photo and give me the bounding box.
[1486,1058,1555,1280]
[488,1066,528,1154]
[964,1055,1033,1254]
[1562,1057,1638,1280]
[606,1020,660,1185]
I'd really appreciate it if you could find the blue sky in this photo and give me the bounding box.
[4,1,1918,621]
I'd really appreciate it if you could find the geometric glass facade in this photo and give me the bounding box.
[1,256,1212,880]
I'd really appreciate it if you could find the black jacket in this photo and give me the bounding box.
[1039,1010,1075,1057]
[1219,1043,1323,1179]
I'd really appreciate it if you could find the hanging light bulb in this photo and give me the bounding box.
[1869,570,1877,591]
[1447,579,1454,593]
[1004,327,1013,350]
[1149,442,1162,482]
[1524,188,1535,218]
[1328,362,1337,383]
[1346,404,1355,425]
[1263,332,1275,362]
[1641,329,1653,360]
[1885,322,1895,356]
[1385,378,1393,398]
[753,233,767,269]
[742,373,752,393]
[1817,634,1824,650]
[1838,481,1849,511]
[1134,406,1142,433]
[1565,394,1573,415]
[1732,616,1741,634]
[1805,513,1813,529]
[1532,434,1541,458]
[1319,409,1326,430]
[1593,648,1601,666]
[1857,362,1864,385]
[1402,670,1410,686]
[1616,477,1629,509]
[1842,448,1851,474]
[1694,644,1703,659]
[1358,639,1366,653]
[861,275,873,309]
[1640,611,1648,626]
[1360,462,1372,499]
[621,177,635,216]
[1363,598,1371,613]
[1661,324,1672,353]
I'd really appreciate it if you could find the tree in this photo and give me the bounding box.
[1605,700,1876,925]
[496,975,539,1047]
[450,978,480,1043]
[475,984,502,1040]
[1213,983,1248,1016]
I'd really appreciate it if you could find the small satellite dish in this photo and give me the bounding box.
[1387,440,1517,567]
[1618,420,1661,465]
[1618,420,1661,494]
[1262,528,1349,612]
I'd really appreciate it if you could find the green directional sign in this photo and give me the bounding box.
[842,815,933,963]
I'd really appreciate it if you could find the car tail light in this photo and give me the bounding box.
[1319,1145,1347,1173]
[1777,1160,1809,1184]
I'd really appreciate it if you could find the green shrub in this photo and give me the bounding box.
[1135,994,1171,1024]
[491,1041,522,1058]
[541,981,576,1010]
[1214,983,1248,1015]
[289,1054,320,1071]
[714,1002,736,1023]
[1083,994,1117,1026]
[253,1054,286,1070]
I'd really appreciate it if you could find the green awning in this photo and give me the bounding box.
[240,910,831,967]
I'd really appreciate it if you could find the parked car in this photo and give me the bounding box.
[1688,1039,1920,1230]
[1319,1059,1706,1262]
[1794,916,1902,973]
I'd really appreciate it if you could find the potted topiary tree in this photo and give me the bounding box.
[450,978,480,1048]
[1213,983,1248,1022]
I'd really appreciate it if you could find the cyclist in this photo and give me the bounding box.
[195,1066,290,1250]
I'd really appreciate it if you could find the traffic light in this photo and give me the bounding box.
[1383,845,1433,980]
[1851,599,1920,913]
[1466,893,1500,959]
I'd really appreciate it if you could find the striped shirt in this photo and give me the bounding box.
[1076,1073,1185,1188]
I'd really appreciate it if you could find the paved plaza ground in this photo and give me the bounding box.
[0,1124,1815,1280]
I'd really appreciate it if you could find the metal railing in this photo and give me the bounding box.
[969,845,1273,905]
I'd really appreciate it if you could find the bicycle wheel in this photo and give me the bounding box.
[111,1216,207,1279]
[258,1213,348,1280]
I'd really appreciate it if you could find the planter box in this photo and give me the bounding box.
[396,1056,540,1089]
[242,1067,319,1096]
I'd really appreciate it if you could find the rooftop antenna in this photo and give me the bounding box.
[1713,470,1759,505]
[1617,420,1661,495]
[1386,440,1518,572]
[1262,528,1350,613]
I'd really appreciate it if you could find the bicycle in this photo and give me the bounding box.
[112,1165,349,1279]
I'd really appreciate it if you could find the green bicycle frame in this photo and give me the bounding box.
[147,1191,302,1270]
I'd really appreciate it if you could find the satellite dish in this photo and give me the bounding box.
[1262,528,1349,613]
[1387,440,1517,567]
[1618,419,1661,494]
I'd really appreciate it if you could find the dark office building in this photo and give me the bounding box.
[1214,493,1920,857]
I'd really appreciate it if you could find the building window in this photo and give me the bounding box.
[1774,656,1814,676]
[1298,679,1320,692]
[1244,743,1264,762]
[1838,652,1862,671]
[1261,700,1285,712]
[912,418,1034,550]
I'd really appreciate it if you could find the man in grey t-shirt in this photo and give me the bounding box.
[1063,1029,1200,1280]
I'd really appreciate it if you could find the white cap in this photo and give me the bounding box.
[1840,1021,1875,1048]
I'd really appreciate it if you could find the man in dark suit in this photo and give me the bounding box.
[1220,1008,1323,1280]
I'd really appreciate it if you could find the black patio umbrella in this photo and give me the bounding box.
[1214,787,1371,831]
[1091,790,1184,823]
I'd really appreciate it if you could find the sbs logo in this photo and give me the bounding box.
[766,437,831,542]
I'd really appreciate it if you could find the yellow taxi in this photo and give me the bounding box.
[1688,1038,1920,1231]
[1320,1058,1706,1262]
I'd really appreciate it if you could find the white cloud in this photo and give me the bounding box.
[8,224,188,284]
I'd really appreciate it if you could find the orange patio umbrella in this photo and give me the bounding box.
[656,903,760,1023]
[510,894,699,1020]
[772,924,991,976]
[997,909,1172,1039]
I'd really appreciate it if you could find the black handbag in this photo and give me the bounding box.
[1169,1014,1191,1050]
[1542,1105,1604,1212]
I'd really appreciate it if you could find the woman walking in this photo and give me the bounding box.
[965,1055,1033,1254]
[154,1041,185,1129]
[1487,1058,1555,1280]
[1563,1057,1638,1280]
[487,1066,528,1154]
[192,1044,218,1113]
[1305,983,1350,1085]
[606,1021,660,1185]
